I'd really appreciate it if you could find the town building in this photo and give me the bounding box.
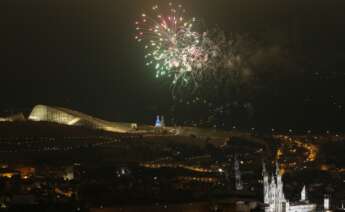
[263,162,317,212]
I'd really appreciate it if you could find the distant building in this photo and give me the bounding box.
[0,168,20,179]
[161,116,166,128]
[28,104,135,133]
[131,123,138,130]
[263,162,286,212]
[154,115,167,128]
[263,162,317,212]
[155,115,161,128]
[324,196,332,211]
[63,166,74,181]
[234,156,243,191]
[337,200,345,211]
[16,167,35,179]
[0,113,26,122]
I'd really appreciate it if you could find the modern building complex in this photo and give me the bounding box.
[28,105,135,133]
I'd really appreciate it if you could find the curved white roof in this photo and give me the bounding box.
[28,105,134,133]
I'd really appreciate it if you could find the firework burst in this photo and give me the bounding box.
[135,2,210,87]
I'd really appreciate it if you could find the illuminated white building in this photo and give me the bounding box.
[234,156,243,191]
[154,115,161,128]
[263,162,317,212]
[161,116,165,128]
[324,196,333,212]
[63,166,74,181]
[28,105,136,133]
[263,162,286,212]
[0,113,26,122]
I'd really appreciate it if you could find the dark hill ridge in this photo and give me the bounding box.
[0,121,118,138]
[0,121,131,164]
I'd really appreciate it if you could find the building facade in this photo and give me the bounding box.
[263,162,317,212]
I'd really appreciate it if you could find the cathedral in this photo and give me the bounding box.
[263,162,317,212]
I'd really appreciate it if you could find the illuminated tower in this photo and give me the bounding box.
[234,156,243,190]
[275,161,286,212]
[263,162,269,204]
[161,116,165,127]
[155,115,161,128]
[301,186,306,202]
[263,162,287,212]
[324,195,330,211]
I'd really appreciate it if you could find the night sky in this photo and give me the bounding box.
[1,0,345,130]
